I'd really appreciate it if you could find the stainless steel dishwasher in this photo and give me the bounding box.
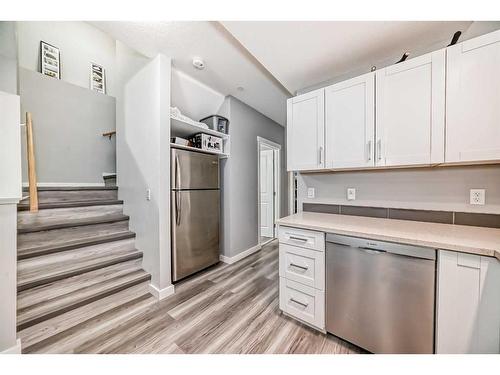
[326,233,436,354]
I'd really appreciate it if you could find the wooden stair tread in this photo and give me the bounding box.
[18,238,140,291]
[18,282,155,353]
[17,261,150,331]
[18,199,123,211]
[18,221,134,260]
[17,204,126,233]
[18,259,144,309]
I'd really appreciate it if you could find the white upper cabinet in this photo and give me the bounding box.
[376,49,446,167]
[325,72,375,168]
[286,88,325,171]
[446,30,500,163]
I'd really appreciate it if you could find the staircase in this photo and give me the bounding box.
[16,186,155,353]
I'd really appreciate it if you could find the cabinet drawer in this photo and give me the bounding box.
[279,277,325,330]
[278,226,325,251]
[279,243,325,290]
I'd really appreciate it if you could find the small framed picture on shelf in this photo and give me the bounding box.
[40,41,61,79]
[90,63,106,94]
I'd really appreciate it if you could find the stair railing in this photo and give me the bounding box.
[25,112,38,212]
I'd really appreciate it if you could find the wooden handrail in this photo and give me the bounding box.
[102,130,116,139]
[26,112,38,212]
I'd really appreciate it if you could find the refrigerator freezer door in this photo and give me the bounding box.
[171,148,219,190]
[171,189,220,281]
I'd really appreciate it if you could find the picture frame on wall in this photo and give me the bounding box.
[90,63,106,94]
[40,41,61,79]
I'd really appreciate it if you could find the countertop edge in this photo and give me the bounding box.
[276,218,500,262]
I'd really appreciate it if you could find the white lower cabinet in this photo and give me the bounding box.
[278,226,325,331]
[279,278,325,330]
[437,250,500,353]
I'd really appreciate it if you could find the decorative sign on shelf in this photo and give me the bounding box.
[90,63,106,94]
[40,41,61,79]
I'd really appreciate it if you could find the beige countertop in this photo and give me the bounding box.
[277,212,500,261]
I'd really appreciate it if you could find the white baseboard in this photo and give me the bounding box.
[148,283,175,301]
[220,244,262,265]
[22,182,105,188]
[1,339,21,354]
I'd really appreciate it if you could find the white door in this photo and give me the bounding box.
[376,49,445,166]
[446,29,500,163]
[325,72,375,168]
[286,88,325,171]
[260,148,274,238]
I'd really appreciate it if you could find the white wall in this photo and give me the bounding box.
[298,165,500,214]
[0,91,21,353]
[116,42,172,296]
[17,21,117,97]
[171,68,225,121]
[0,22,18,95]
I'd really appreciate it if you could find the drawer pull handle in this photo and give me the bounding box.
[289,236,307,242]
[290,298,308,308]
[289,263,308,271]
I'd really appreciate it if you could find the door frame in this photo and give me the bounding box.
[257,136,281,245]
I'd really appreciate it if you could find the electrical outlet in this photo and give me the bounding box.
[347,188,356,201]
[470,189,485,205]
[146,188,151,201]
[307,187,315,199]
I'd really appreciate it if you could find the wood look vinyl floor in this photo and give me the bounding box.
[21,240,363,354]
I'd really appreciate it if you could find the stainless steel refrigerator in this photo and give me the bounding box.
[171,148,220,282]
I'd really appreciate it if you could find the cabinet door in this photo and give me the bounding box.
[286,89,325,171]
[437,250,500,354]
[325,73,375,168]
[446,30,500,163]
[376,49,445,166]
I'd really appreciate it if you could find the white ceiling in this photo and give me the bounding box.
[90,21,290,126]
[222,21,475,94]
[91,21,500,128]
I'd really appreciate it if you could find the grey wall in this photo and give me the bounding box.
[298,165,500,215]
[0,21,18,95]
[19,68,116,185]
[220,96,287,258]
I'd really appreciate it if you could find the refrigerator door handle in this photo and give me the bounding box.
[176,191,181,226]
[175,154,181,189]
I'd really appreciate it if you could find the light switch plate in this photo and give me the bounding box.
[146,188,151,201]
[347,188,356,201]
[470,189,485,205]
[307,187,315,199]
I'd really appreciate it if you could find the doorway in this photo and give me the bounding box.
[257,137,281,246]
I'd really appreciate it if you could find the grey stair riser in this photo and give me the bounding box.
[18,252,143,292]
[23,189,118,202]
[18,231,136,260]
[18,200,123,211]
[23,186,118,192]
[17,272,151,331]
[18,215,129,234]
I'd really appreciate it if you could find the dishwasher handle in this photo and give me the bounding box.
[326,233,436,261]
